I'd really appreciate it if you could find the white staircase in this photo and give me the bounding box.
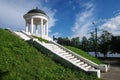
[43,42,101,78]
[14,31,31,40]
[13,31,109,78]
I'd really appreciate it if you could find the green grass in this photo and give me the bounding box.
[0,29,100,80]
[32,35,49,43]
[64,46,102,64]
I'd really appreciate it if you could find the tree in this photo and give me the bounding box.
[89,32,99,57]
[110,36,120,53]
[63,37,70,46]
[71,37,80,47]
[57,37,64,45]
[57,37,70,46]
[81,36,89,51]
[98,30,112,57]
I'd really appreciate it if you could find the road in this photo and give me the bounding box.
[101,58,120,80]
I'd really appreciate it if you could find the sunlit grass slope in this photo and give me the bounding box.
[32,35,49,43]
[64,46,102,64]
[0,29,99,80]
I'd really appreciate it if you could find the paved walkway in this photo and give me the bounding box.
[101,58,120,80]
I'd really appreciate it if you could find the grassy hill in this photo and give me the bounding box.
[0,29,99,80]
[64,46,102,64]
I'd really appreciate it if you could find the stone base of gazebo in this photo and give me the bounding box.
[24,31,53,41]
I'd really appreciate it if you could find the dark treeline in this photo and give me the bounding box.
[53,30,120,58]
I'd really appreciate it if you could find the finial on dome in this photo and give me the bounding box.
[36,7,38,9]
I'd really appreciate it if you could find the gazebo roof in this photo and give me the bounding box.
[27,8,46,15]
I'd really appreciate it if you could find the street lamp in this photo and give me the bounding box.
[92,22,98,57]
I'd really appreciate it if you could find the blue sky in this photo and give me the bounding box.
[0,0,120,38]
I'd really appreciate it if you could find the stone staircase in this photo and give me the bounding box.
[13,31,109,78]
[46,43,95,71]
[14,31,31,40]
[43,42,101,78]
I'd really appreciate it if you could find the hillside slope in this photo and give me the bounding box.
[0,29,99,80]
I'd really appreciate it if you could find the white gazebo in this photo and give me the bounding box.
[23,8,49,39]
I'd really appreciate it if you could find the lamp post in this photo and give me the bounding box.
[92,22,98,57]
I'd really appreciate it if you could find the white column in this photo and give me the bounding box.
[25,22,28,33]
[46,22,48,36]
[43,25,45,35]
[31,17,33,34]
[41,18,43,38]
[35,25,38,35]
[28,24,30,33]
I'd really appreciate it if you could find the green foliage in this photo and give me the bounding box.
[89,32,99,57]
[88,32,96,52]
[71,37,80,47]
[110,36,120,53]
[81,36,90,51]
[57,37,71,46]
[64,46,102,64]
[98,30,113,57]
[0,29,100,80]
[32,35,49,43]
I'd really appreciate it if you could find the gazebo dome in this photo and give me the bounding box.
[27,8,46,15]
[23,8,49,39]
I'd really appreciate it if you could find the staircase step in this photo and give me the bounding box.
[74,59,81,63]
[70,58,77,61]
[69,57,76,60]
[61,53,70,55]
[61,52,70,55]
[77,61,84,65]
[57,52,66,54]
[54,49,65,53]
[66,56,74,59]
[54,48,62,51]
[54,46,61,49]
[85,66,95,70]
[81,63,88,67]
[53,47,60,49]
[63,54,72,57]
[60,52,69,55]
[59,50,66,53]
[52,44,58,47]
[85,65,91,69]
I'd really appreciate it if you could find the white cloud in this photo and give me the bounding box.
[72,1,95,38]
[82,0,94,10]
[43,8,57,32]
[0,0,56,32]
[100,15,120,36]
